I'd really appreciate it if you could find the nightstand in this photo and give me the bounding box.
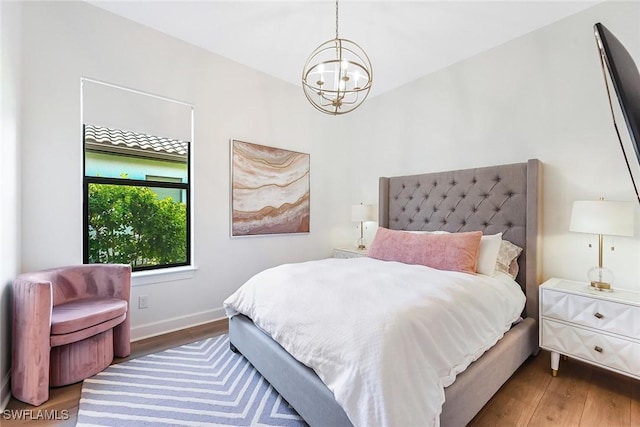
[333,247,368,259]
[539,278,640,380]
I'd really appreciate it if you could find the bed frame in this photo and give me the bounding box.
[230,159,542,426]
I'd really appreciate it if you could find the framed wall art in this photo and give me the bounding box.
[231,140,310,236]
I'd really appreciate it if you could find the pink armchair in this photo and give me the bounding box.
[12,264,131,406]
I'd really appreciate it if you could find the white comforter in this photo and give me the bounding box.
[224,257,525,427]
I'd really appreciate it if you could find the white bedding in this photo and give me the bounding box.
[224,257,525,427]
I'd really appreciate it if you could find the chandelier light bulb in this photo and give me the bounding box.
[353,71,360,88]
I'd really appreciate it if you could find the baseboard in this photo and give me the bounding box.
[131,307,226,342]
[1,370,10,411]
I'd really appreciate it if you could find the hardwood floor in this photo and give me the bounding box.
[469,352,640,427]
[4,320,639,426]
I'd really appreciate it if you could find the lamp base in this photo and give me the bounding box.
[590,281,612,291]
[587,266,614,292]
[357,239,366,250]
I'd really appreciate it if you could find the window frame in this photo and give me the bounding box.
[82,124,192,272]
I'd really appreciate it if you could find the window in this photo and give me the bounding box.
[83,125,190,271]
[81,79,193,272]
[146,175,184,203]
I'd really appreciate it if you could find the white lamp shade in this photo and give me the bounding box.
[569,200,634,236]
[351,204,375,222]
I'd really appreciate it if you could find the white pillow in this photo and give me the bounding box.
[476,233,503,275]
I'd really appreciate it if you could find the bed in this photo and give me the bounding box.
[226,159,541,427]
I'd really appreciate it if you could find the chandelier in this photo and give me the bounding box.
[301,0,373,115]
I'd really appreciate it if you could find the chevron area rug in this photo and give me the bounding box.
[76,334,307,426]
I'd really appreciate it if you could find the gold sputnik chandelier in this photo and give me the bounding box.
[301,0,373,115]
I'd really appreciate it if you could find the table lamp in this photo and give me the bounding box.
[351,203,375,249]
[569,198,634,290]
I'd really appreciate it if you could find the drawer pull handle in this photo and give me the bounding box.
[594,312,604,319]
[594,346,603,353]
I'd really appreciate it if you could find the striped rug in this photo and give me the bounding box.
[77,334,307,426]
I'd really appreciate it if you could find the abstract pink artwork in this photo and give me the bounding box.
[231,140,310,236]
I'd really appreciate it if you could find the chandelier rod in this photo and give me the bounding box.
[335,0,339,40]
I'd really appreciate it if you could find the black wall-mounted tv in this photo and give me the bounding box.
[594,22,640,205]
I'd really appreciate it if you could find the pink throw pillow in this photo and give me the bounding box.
[368,228,482,274]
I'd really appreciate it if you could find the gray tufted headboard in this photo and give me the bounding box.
[379,159,541,320]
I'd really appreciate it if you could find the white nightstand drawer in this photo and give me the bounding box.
[333,248,368,259]
[541,319,640,378]
[541,289,640,339]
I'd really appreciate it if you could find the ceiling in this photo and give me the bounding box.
[87,1,601,98]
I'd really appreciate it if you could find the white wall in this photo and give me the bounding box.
[349,0,640,291]
[0,0,22,410]
[19,1,352,341]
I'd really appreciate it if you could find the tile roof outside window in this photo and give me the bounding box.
[84,125,188,158]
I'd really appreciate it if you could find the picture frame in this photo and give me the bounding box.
[230,140,310,236]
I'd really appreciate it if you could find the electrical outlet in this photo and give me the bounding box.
[138,295,149,309]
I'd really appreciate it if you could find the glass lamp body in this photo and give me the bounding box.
[587,266,615,291]
[302,38,372,115]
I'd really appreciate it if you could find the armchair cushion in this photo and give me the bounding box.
[50,313,126,348]
[51,297,127,335]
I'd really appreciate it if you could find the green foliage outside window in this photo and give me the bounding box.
[88,183,187,268]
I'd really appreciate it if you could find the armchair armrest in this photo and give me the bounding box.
[12,278,53,406]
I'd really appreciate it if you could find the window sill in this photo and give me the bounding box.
[132,265,197,287]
